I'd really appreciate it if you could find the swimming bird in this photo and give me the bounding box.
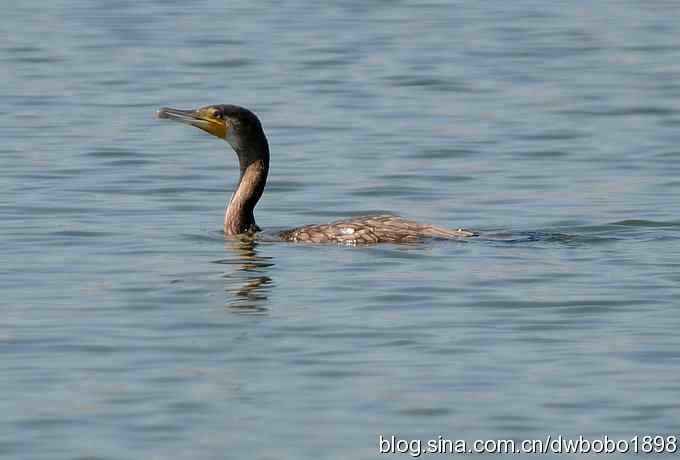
[156,104,475,244]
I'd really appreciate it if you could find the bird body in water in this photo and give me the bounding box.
[156,104,475,244]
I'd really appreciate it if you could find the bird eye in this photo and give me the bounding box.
[212,110,221,119]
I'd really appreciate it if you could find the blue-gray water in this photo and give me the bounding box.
[3,1,680,459]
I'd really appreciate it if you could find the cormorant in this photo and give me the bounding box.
[156,104,475,244]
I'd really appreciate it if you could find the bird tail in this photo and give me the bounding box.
[421,225,477,238]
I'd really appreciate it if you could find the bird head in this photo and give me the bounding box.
[156,104,266,155]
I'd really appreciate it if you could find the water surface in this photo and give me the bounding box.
[2,1,680,459]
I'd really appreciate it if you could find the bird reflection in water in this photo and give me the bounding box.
[216,237,274,313]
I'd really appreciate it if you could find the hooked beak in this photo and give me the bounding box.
[156,107,227,139]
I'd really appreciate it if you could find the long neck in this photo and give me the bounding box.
[224,141,269,235]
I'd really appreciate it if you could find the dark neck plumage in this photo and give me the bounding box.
[224,137,269,235]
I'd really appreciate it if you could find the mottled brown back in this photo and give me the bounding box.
[278,215,475,245]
